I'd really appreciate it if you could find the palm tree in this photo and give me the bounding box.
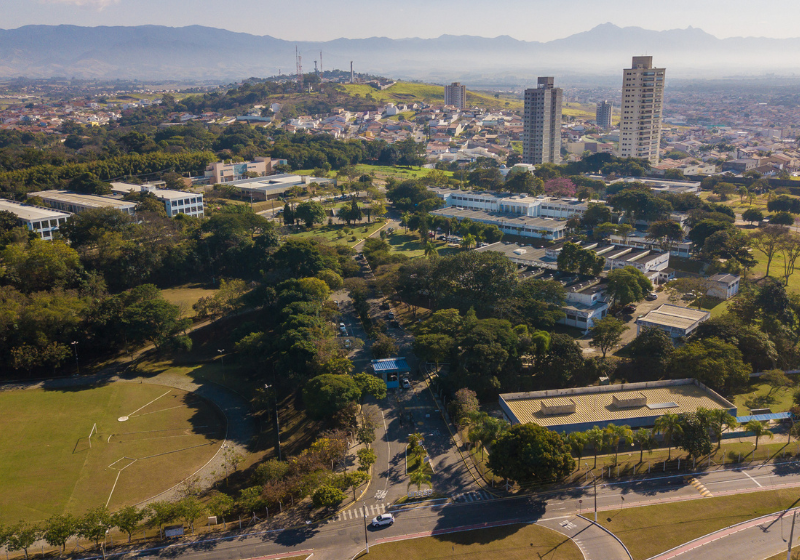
[633,429,655,463]
[408,469,431,491]
[423,241,438,259]
[745,420,774,450]
[604,424,633,464]
[568,432,589,467]
[461,233,476,249]
[586,427,605,469]
[654,413,682,461]
[400,211,411,233]
[706,409,738,449]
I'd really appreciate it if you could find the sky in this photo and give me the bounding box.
[3,0,800,41]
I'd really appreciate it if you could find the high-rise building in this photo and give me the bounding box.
[596,100,613,130]
[523,77,563,165]
[444,82,466,109]
[619,56,666,165]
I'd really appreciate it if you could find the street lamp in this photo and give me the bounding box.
[218,349,225,382]
[363,501,369,554]
[586,470,599,523]
[71,341,80,376]
[265,384,281,461]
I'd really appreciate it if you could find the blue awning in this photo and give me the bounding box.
[371,358,410,373]
[736,412,791,423]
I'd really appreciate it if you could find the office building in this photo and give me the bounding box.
[29,190,136,215]
[596,100,613,130]
[619,56,666,165]
[204,157,273,184]
[110,183,204,218]
[523,77,563,165]
[0,199,70,240]
[443,82,467,110]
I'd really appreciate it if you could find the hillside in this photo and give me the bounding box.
[341,82,523,111]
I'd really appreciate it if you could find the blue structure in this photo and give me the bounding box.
[736,412,791,423]
[371,358,410,389]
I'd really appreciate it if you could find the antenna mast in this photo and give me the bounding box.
[296,46,303,92]
[319,51,323,76]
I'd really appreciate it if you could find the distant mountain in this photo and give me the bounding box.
[1,23,799,83]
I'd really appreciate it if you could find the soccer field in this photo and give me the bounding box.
[0,383,225,524]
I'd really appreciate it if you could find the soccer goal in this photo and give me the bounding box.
[88,423,98,448]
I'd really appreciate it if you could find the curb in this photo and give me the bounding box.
[577,514,633,560]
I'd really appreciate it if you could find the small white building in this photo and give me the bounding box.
[0,199,70,240]
[559,281,609,333]
[636,304,710,339]
[707,273,740,300]
[110,183,204,218]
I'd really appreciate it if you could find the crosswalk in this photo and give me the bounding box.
[330,503,386,523]
[452,490,492,503]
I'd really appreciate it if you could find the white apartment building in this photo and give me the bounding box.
[29,190,136,215]
[619,56,666,165]
[0,199,70,240]
[596,100,613,130]
[444,82,467,110]
[110,183,204,218]
[523,77,563,165]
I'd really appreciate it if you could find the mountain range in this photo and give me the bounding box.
[1,23,799,83]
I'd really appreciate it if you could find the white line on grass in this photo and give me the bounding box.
[126,390,172,418]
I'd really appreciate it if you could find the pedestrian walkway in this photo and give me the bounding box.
[452,490,493,503]
[328,503,387,523]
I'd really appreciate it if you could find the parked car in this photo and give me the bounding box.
[344,339,351,349]
[339,322,347,335]
[371,513,394,527]
[401,378,411,390]
[645,292,658,301]
[387,312,395,320]
[390,320,400,328]
[622,304,637,313]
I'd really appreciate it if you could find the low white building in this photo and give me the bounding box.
[608,232,692,258]
[29,190,136,215]
[430,207,567,240]
[110,183,204,218]
[559,281,609,333]
[0,199,70,240]
[636,304,710,339]
[429,187,593,220]
[707,273,740,300]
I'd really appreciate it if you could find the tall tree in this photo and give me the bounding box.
[654,413,682,460]
[751,225,788,278]
[633,429,656,463]
[745,420,774,450]
[589,316,629,359]
[586,426,605,469]
[487,423,575,483]
[606,266,653,306]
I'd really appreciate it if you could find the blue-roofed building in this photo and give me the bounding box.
[371,358,410,389]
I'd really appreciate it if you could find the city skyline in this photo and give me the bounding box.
[3,0,800,42]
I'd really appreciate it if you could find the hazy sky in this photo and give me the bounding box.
[4,0,799,41]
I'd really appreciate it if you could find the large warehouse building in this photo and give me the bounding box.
[499,379,735,434]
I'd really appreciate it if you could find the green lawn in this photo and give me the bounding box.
[600,488,800,560]
[161,283,217,318]
[341,81,523,111]
[733,376,800,413]
[356,522,581,560]
[0,384,224,524]
[750,249,800,294]
[385,233,461,257]
[562,102,597,119]
[290,221,386,246]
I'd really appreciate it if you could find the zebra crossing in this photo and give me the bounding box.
[452,490,492,503]
[330,503,387,523]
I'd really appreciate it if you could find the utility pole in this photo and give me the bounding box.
[363,501,369,553]
[71,341,80,376]
[266,383,281,460]
[788,510,797,560]
[586,470,599,522]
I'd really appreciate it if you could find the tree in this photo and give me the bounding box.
[633,429,656,463]
[628,327,674,379]
[770,212,795,226]
[585,427,605,469]
[646,220,684,253]
[68,172,112,195]
[581,203,612,228]
[357,448,377,471]
[176,497,206,534]
[763,369,794,398]
[487,423,575,483]
[294,201,326,228]
[449,388,479,427]
[603,423,633,464]
[302,374,361,420]
[110,506,146,543]
[413,334,455,367]
[408,469,432,491]
[589,316,629,358]
[353,372,387,401]
[654,413,682,460]
[543,177,577,197]
[675,412,713,459]
[207,493,235,522]
[745,420,774,450]
[567,432,589,467]
[370,333,398,359]
[42,514,77,554]
[742,208,763,225]
[557,242,605,275]
[146,501,179,537]
[78,507,113,546]
[668,337,750,395]
[606,266,653,306]
[751,225,788,278]
[778,233,800,286]
[467,413,509,460]
[252,460,289,485]
[2,239,83,293]
[7,522,39,560]
[705,409,738,449]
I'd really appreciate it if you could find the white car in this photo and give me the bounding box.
[371,513,394,527]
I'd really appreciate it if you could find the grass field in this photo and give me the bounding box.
[562,102,597,119]
[161,284,218,318]
[341,82,523,111]
[290,220,386,246]
[600,488,800,560]
[0,384,224,524]
[733,375,800,413]
[385,233,461,258]
[355,523,581,560]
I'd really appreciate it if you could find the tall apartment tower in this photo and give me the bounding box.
[596,100,613,130]
[619,56,666,164]
[523,77,563,165]
[444,82,467,109]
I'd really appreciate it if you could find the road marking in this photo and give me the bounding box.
[688,478,714,497]
[743,470,763,487]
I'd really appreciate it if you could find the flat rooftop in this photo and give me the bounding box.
[0,199,70,221]
[474,242,548,265]
[30,190,136,210]
[501,379,734,429]
[109,183,198,200]
[430,207,567,231]
[637,304,710,330]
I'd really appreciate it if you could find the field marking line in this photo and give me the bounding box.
[106,471,122,508]
[127,389,171,417]
[133,403,193,417]
[743,470,763,487]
